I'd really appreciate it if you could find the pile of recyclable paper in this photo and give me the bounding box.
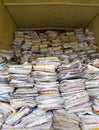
[58,60,92,114]
[13,28,99,64]
[0,28,99,130]
[32,57,63,111]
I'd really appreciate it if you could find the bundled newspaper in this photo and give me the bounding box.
[8,63,37,109]
[0,62,14,102]
[79,113,99,130]
[53,109,80,130]
[58,60,92,114]
[33,57,63,111]
[85,61,99,114]
[60,79,91,114]
[0,50,13,62]
[57,60,84,81]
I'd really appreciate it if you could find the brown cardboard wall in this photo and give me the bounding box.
[0,1,17,50]
[89,14,99,49]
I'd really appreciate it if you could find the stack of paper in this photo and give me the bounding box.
[60,79,91,114]
[13,31,24,58]
[36,57,61,67]
[58,60,92,114]
[57,60,84,81]
[0,50,13,62]
[75,28,86,42]
[85,64,99,114]
[59,55,70,64]
[0,62,14,102]
[79,113,99,130]
[0,82,14,102]
[0,113,5,128]
[32,45,40,54]
[32,57,63,111]
[35,82,63,111]
[8,63,38,107]
[75,28,98,61]
[14,87,38,99]
[10,98,36,110]
[0,102,15,128]
[21,31,33,63]
[53,109,80,130]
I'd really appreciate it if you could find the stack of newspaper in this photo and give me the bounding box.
[0,102,15,128]
[33,57,63,111]
[79,113,99,130]
[85,63,99,114]
[10,98,37,110]
[8,63,37,108]
[0,62,14,102]
[0,58,14,128]
[57,60,84,81]
[75,28,98,61]
[0,50,13,63]
[13,31,24,58]
[58,61,92,114]
[53,109,80,130]
[60,79,91,114]
[21,31,33,63]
